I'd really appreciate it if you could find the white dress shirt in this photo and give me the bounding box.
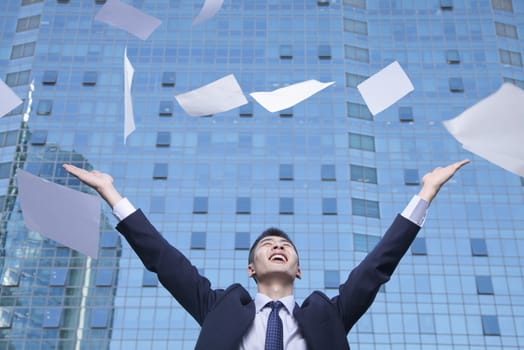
[239,293,306,350]
[112,195,429,350]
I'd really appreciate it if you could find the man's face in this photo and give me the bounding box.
[247,236,301,283]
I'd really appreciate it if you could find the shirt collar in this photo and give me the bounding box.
[254,292,295,314]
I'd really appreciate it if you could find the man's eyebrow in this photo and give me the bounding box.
[259,237,290,245]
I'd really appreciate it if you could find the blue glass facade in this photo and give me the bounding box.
[1,0,523,349]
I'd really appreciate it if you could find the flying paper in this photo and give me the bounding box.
[0,78,23,118]
[443,83,524,177]
[357,61,414,116]
[193,0,224,25]
[175,74,248,117]
[250,80,335,113]
[17,168,101,258]
[124,47,135,143]
[94,0,162,40]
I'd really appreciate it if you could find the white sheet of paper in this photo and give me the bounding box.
[0,78,23,118]
[17,169,101,258]
[357,61,414,116]
[175,74,248,117]
[443,83,524,176]
[124,48,135,144]
[94,0,162,40]
[193,0,224,25]
[250,80,335,113]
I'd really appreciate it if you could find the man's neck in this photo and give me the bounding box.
[257,282,293,300]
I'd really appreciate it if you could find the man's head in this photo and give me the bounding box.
[247,227,301,284]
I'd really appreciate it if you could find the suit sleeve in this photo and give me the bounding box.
[115,209,221,325]
[334,214,421,332]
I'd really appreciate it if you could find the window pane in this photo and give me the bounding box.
[159,101,173,116]
[22,0,44,4]
[0,162,12,179]
[16,15,41,32]
[345,73,367,87]
[324,270,340,289]
[279,108,293,118]
[236,197,251,214]
[1,268,20,287]
[318,45,331,59]
[6,70,31,87]
[0,308,13,329]
[95,269,114,286]
[191,232,206,249]
[322,198,337,215]
[239,102,253,117]
[83,71,97,86]
[411,237,427,255]
[279,197,294,215]
[354,233,380,252]
[343,0,366,9]
[440,0,453,9]
[481,315,501,335]
[495,22,518,39]
[193,197,208,214]
[279,44,293,59]
[235,232,250,250]
[162,72,176,87]
[345,45,369,62]
[100,231,119,248]
[471,238,488,256]
[37,100,53,115]
[491,0,513,12]
[150,196,165,213]
[419,314,436,334]
[49,269,68,286]
[42,70,57,85]
[90,309,109,328]
[398,106,414,122]
[30,130,47,145]
[449,77,464,92]
[156,131,171,147]
[42,308,62,328]
[349,132,375,152]
[279,164,294,180]
[344,18,368,35]
[11,42,35,59]
[350,164,377,184]
[352,198,380,218]
[142,269,158,287]
[404,169,420,185]
[476,276,494,294]
[153,163,168,179]
[347,102,372,120]
[321,164,336,181]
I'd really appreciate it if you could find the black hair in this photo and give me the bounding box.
[248,227,299,264]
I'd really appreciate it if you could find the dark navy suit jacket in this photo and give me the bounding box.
[116,210,420,350]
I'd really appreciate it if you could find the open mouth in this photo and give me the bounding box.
[269,253,287,263]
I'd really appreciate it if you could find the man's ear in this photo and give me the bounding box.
[296,266,302,280]
[247,263,256,278]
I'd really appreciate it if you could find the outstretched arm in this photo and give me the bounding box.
[336,159,470,331]
[62,163,221,324]
[417,159,470,204]
[62,164,123,208]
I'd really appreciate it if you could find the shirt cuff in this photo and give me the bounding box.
[400,195,429,227]
[112,197,136,222]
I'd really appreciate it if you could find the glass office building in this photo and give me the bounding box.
[1,0,523,349]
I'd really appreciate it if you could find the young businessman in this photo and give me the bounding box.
[63,159,469,350]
